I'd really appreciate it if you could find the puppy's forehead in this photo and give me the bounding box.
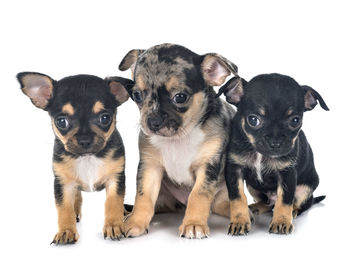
[135,44,197,89]
[245,74,304,114]
[50,75,116,114]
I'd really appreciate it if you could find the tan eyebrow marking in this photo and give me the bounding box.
[286,108,294,116]
[92,101,105,114]
[258,107,265,116]
[165,75,180,92]
[62,103,74,115]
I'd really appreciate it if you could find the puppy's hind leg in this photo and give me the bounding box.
[293,185,325,217]
[211,186,230,218]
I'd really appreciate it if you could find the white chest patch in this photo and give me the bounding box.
[75,155,102,191]
[254,153,263,182]
[150,127,205,187]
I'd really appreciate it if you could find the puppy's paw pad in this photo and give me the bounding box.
[103,224,124,240]
[51,229,79,245]
[269,219,294,234]
[179,224,209,239]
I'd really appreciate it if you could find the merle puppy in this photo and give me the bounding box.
[218,73,328,235]
[111,43,238,238]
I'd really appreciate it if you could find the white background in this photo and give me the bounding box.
[0,0,348,262]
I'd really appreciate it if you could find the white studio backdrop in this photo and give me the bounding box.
[0,0,348,262]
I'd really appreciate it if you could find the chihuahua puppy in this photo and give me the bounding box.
[218,73,328,235]
[112,43,238,238]
[17,72,133,244]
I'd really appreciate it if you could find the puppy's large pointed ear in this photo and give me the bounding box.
[105,77,134,106]
[118,49,146,78]
[302,85,329,111]
[17,72,54,110]
[216,77,247,106]
[201,53,239,86]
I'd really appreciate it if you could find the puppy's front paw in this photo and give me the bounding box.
[124,215,149,238]
[103,222,124,240]
[228,215,251,235]
[179,223,209,239]
[269,217,294,234]
[51,229,79,245]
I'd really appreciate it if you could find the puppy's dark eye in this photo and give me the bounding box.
[99,112,112,126]
[247,114,262,128]
[55,116,69,130]
[289,115,302,129]
[133,90,143,103]
[173,93,188,104]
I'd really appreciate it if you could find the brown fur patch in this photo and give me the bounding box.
[92,101,104,114]
[62,103,75,115]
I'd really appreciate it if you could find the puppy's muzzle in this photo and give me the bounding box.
[77,135,93,149]
[147,112,168,132]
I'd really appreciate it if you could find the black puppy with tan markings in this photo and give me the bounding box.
[17,72,133,244]
[111,43,238,238]
[218,73,328,235]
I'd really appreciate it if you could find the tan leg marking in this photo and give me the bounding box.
[269,186,294,234]
[52,157,79,244]
[179,166,213,239]
[103,181,125,240]
[52,184,79,244]
[178,137,224,239]
[228,178,252,235]
[124,164,163,237]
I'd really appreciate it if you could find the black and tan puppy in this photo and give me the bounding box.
[218,73,328,235]
[17,72,133,244]
[112,43,238,238]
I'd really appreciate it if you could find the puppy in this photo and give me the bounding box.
[17,72,133,244]
[218,73,328,235]
[112,43,238,238]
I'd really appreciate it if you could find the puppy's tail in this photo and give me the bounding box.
[313,195,326,204]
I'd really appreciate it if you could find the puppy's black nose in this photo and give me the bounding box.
[147,113,167,132]
[78,136,92,149]
[269,140,281,149]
